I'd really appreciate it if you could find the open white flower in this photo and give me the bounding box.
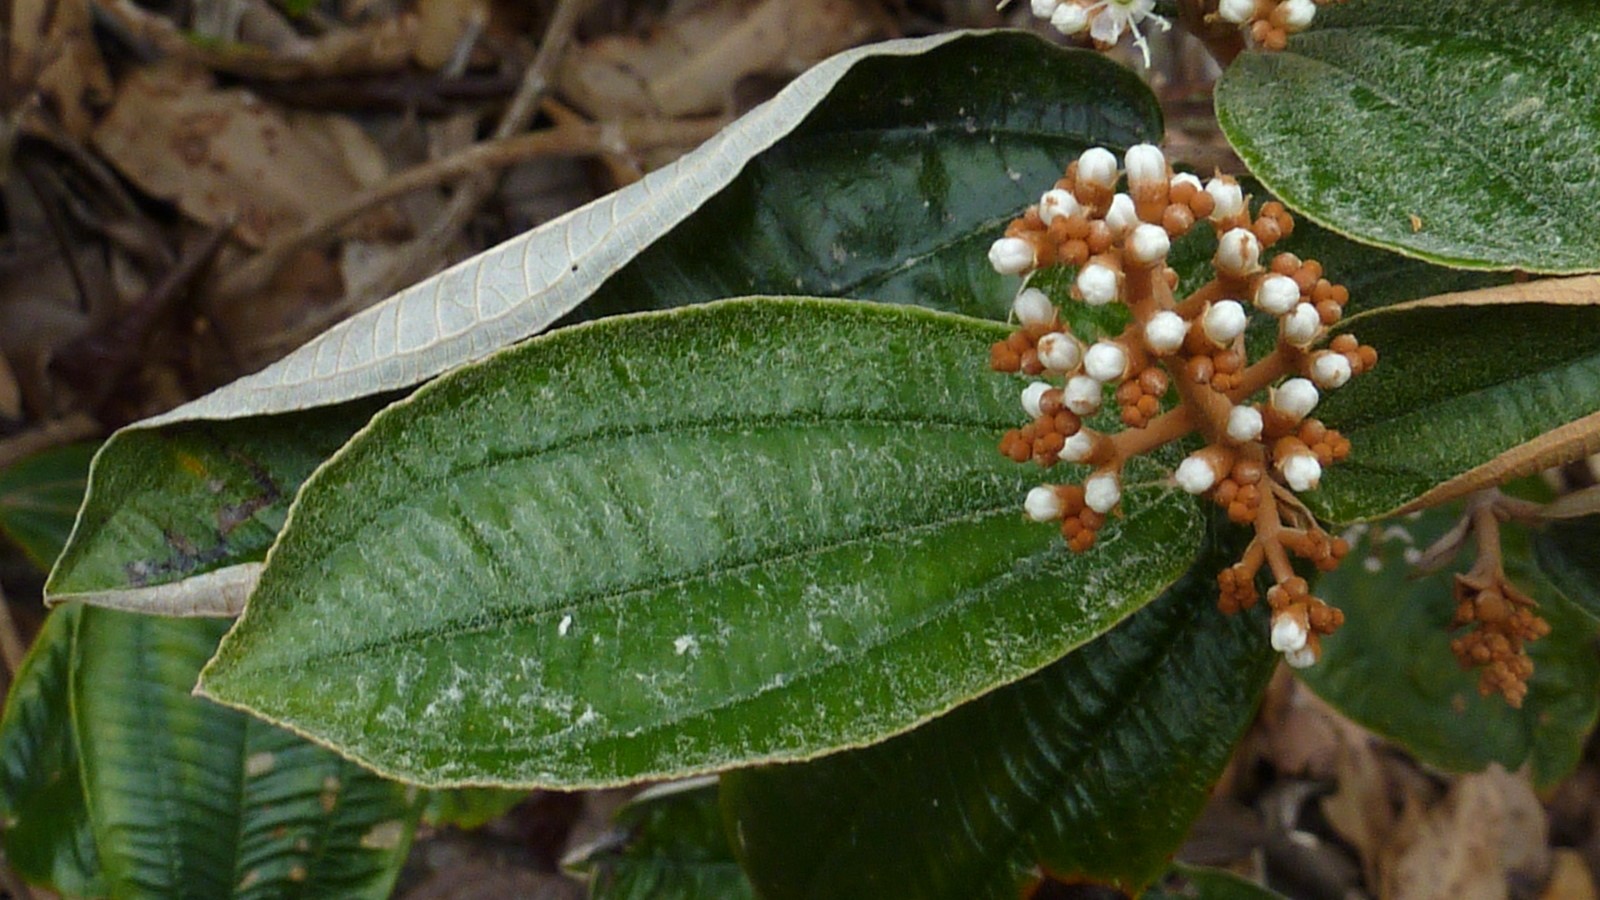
[1086,0,1171,67]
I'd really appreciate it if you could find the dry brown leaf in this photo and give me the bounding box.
[1542,850,1599,900]
[0,350,21,420]
[1379,766,1547,900]
[414,0,489,70]
[12,0,113,141]
[92,66,403,247]
[1321,726,1395,891]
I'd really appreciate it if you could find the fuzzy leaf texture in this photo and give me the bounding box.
[721,538,1277,898]
[197,299,1203,788]
[45,31,1162,612]
[1298,504,1600,788]
[1216,0,1600,273]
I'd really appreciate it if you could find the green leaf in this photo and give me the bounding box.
[420,786,529,830]
[1215,0,1600,273]
[1313,302,1600,522]
[73,607,421,899]
[1298,505,1600,788]
[573,779,756,900]
[0,605,104,898]
[1534,513,1600,621]
[1145,864,1286,900]
[51,32,1161,611]
[720,533,1277,899]
[0,442,97,571]
[199,299,1204,788]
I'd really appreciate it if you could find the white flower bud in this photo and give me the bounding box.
[1281,0,1316,31]
[1039,188,1081,225]
[1075,263,1120,306]
[989,237,1035,275]
[1282,302,1322,347]
[1215,228,1262,277]
[1175,453,1219,495]
[1284,645,1318,669]
[1104,193,1138,237]
[1311,351,1353,389]
[1282,453,1322,492]
[1037,332,1083,372]
[1271,612,1309,652]
[1013,287,1055,327]
[1202,300,1248,345]
[1077,147,1118,190]
[1024,485,1064,522]
[1226,404,1264,442]
[1050,1,1089,34]
[1084,341,1129,383]
[1124,144,1167,192]
[1060,429,1096,463]
[1127,223,1171,266]
[1144,310,1188,355]
[1255,274,1301,316]
[1218,0,1256,24]
[1170,172,1204,195]
[1021,381,1052,419]
[1205,177,1245,221]
[1063,375,1103,416]
[1084,472,1122,514]
[1030,0,1060,19]
[1272,378,1319,421]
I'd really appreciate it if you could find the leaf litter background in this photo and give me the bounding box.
[0,1,1598,898]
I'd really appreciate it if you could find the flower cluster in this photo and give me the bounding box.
[986,142,1380,671]
[1027,0,1171,65]
[1213,0,1346,51]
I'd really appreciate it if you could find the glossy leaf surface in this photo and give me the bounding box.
[1314,302,1600,522]
[1216,0,1600,273]
[50,32,1160,610]
[1299,506,1600,788]
[721,537,1276,898]
[1534,513,1600,622]
[200,300,1203,788]
[577,779,755,900]
[74,608,420,899]
[0,443,96,571]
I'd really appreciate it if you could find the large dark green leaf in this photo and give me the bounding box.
[199,300,1204,788]
[0,442,97,571]
[1534,513,1600,622]
[0,605,103,898]
[1216,0,1600,273]
[574,779,756,900]
[1299,505,1600,788]
[74,608,420,899]
[720,533,1277,898]
[1314,302,1600,522]
[48,32,1161,611]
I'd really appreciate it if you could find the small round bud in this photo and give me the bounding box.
[1124,144,1167,193]
[1218,0,1256,23]
[1025,485,1064,522]
[1255,274,1301,316]
[1280,0,1316,31]
[1144,310,1189,355]
[1084,341,1129,383]
[1030,0,1059,19]
[1021,381,1052,419]
[1227,404,1264,442]
[1202,300,1248,345]
[1175,454,1219,495]
[1037,332,1083,372]
[1272,378,1320,421]
[1282,303,1322,347]
[1104,193,1139,237]
[1311,351,1353,388]
[1170,172,1204,195]
[1284,645,1318,669]
[1050,1,1089,34]
[1013,287,1055,327]
[1060,429,1096,462]
[989,237,1035,275]
[1127,223,1171,266]
[1084,472,1121,514]
[1205,177,1245,222]
[1039,188,1081,225]
[1077,147,1118,190]
[1215,228,1262,277]
[1063,375,1103,415]
[1271,613,1309,652]
[1282,453,1323,492]
[1075,263,1120,306]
